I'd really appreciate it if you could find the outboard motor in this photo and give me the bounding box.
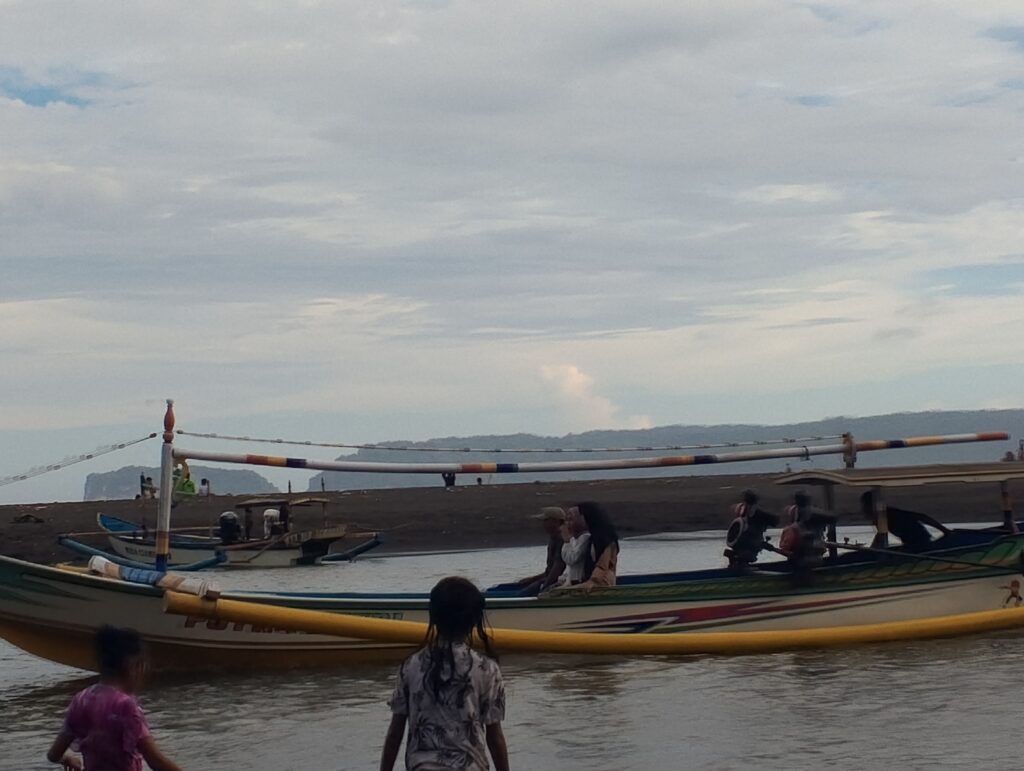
[218,511,242,545]
[263,508,282,538]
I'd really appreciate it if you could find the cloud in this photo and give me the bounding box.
[2,1,1024,501]
[737,183,843,204]
[540,364,653,432]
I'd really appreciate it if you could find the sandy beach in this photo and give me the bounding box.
[0,472,1013,565]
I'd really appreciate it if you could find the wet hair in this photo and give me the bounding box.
[421,577,496,702]
[860,490,876,512]
[96,625,142,677]
[579,501,619,574]
[794,490,811,507]
[742,489,759,506]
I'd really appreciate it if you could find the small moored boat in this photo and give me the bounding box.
[95,497,354,568]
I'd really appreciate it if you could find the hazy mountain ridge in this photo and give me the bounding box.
[84,465,279,501]
[308,410,1023,492]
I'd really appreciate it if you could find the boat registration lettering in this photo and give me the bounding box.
[183,617,303,634]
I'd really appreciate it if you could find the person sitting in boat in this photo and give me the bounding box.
[514,507,567,595]
[781,490,836,571]
[561,506,591,585]
[217,511,242,545]
[860,491,933,552]
[577,501,619,590]
[724,489,780,571]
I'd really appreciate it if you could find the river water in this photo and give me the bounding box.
[3,531,1022,770]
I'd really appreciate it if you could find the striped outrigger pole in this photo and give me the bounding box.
[155,399,176,572]
[172,431,1009,476]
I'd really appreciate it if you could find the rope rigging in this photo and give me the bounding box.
[0,433,158,487]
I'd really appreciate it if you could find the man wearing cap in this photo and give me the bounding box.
[514,507,567,596]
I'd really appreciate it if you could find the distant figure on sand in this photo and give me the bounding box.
[724,490,780,571]
[514,507,566,595]
[380,577,509,771]
[47,626,183,771]
[172,464,196,497]
[198,478,210,496]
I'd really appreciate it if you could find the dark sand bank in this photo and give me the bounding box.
[1,472,1018,566]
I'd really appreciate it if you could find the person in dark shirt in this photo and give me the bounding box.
[513,507,566,595]
[725,489,780,570]
[860,491,933,552]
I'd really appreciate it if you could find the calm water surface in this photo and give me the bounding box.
[3,533,1022,770]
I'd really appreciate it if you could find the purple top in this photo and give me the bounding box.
[62,683,150,771]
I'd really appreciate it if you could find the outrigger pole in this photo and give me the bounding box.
[172,431,1009,475]
[155,399,176,572]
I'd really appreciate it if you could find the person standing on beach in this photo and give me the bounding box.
[380,576,509,771]
[47,626,184,771]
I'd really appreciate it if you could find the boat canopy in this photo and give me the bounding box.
[776,462,1024,489]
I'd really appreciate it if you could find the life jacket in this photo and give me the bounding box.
[779,523,801,556]
[726,515,748,549]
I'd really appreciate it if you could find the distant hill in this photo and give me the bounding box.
[84,465,279,501]
[308,410,1022,492]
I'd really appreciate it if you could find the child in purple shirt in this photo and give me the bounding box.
[47,626,183,771]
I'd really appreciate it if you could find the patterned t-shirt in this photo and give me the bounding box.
[62,683,150,771]
[389,643,506,770]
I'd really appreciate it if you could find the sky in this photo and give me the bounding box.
[2,1,1024,503]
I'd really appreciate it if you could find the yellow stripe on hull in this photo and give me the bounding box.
[166,592,1024,656]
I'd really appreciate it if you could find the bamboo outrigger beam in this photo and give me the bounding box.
[164,590,1024,656]
[172,432,1008,475]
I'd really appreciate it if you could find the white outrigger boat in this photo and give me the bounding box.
[0,400,1020,672]
[1,503,1022,670]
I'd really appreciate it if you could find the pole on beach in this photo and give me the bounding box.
[155,399,175,572]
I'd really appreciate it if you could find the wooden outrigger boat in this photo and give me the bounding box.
[94,500,356,569]
[0,520,1022,671]
[0,400,1019,672]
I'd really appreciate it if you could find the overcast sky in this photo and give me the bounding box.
[3,1,1023,503]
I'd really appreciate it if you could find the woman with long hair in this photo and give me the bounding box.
[380,576,509,771]
[578,501,620,590]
